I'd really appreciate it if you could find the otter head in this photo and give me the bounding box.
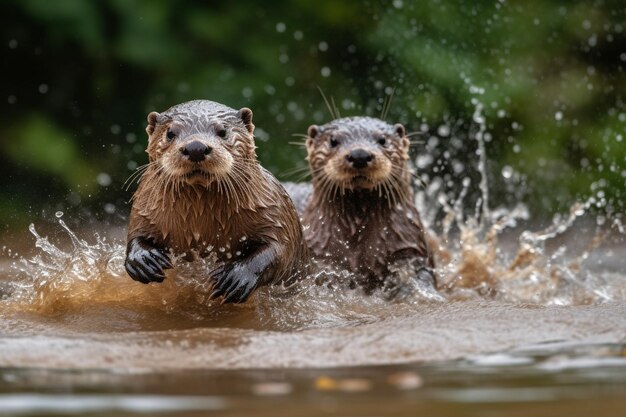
[306,117,410,194]
[145,100,255,187]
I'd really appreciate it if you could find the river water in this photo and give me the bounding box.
[1,105,625,415]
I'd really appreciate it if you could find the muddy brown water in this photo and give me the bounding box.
[0,215,625,416]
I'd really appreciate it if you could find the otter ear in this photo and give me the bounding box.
[146,111,161,136]
[394,123,406,138]
[238,107,254,133]
[307,125,320,139]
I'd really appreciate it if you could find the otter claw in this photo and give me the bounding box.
[210,264,259,304]
[125,238,171,284]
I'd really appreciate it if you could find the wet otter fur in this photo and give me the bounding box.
[301,116,435,295]
[125,100,309,303]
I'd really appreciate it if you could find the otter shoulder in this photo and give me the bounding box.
[281,182,313,216]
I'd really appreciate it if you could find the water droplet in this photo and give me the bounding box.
[501,165,513,179]
[588,34,597,47]
[416,154,433,169]
[554,111,563,121]
[103,203,116,214]
[125,133,136,143]
[96,172,112,187]
[321,67,331,77]
[55,211,64,218]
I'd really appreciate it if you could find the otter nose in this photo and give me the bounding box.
[180,141,211,162]
[346,148,373,169]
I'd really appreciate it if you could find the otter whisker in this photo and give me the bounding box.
[390,170,412,206]
[123,162,159,191]
[221,174,234,204]
[317,86,340,120]
[223,177,236,205]
[227,167,249,207]
[291,165,326,183]
[293,171,313,182]
[280,165,311,177]
[380,179,395,208]
[404,168,426,188]
[288,141,307,148]
[316,172,337,205]
[228,162,259,207]
[331,96,341,120]
[380,86,396,121]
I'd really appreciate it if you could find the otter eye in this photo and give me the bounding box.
[377,136,386,146]
[329,137,339,148]
[216,127,227,138]
[166,129,176,141]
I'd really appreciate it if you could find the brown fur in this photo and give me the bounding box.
[126,100,308,302]
[302,116,434,292]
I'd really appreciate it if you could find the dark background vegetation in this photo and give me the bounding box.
[1,0,624,233]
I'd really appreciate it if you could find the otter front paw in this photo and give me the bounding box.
[125,238,172,284]
[209,263,259,304]
[384,267,442,302]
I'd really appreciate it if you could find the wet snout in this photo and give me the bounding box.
[345,148,374,169]
[180,140,212,163]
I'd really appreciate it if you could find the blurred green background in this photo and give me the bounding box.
[1,0,624,233]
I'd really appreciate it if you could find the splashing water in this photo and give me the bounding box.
[413,89,625,306]
[0,90,624,372]
[2,90,625,323]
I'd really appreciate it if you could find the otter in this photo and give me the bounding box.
[125,100,309,303]
[299,116,435,295]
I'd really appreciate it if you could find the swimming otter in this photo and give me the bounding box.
[125,100,309,303]
[301,117,435,295]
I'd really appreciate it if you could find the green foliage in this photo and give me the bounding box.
[0,0,624,229]
[3,115,96,190]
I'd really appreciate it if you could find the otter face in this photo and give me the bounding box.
[306,117,410,193]
[144,101,255,187]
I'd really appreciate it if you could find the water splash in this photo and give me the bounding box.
[0,88,624,334]
[3,218,440,332]
[415,86,625,306]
